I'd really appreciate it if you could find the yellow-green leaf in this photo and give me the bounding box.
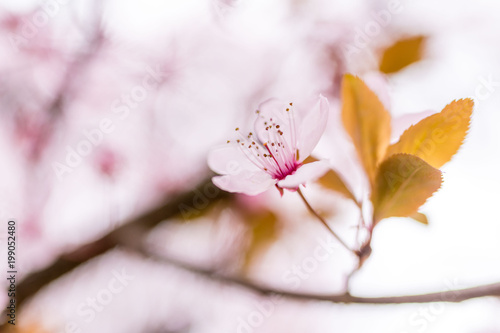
[410,212,429,225]
[318,170,359,204]
[341,74,392,186]
[303,156,358,204]
[379,36,426,74]
[242,210,279,273]
[372,154,442,224]
[387,99,473,169]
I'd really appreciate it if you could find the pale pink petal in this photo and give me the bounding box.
[212,170,277,195]
[363,71,391,110]
[208,144,260,175]
[296,95,329,162]
[254,98,294,148]
[277,160,330,189]
[391,110,436,142]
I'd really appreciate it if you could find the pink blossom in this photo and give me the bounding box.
[208,95,330,195]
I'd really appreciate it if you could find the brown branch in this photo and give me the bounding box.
[10,175,500,331]
[139,248,500,304]
[15,176,228,309]
[18,173,500,308]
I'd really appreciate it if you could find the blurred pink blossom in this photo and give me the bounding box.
[95,147,122,179]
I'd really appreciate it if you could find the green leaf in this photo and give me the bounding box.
[387,99,473,168]
[341,74,392,187]
[242,210,279,273]
[409,212,429,225]
[371,154,442,224]
[303,156,358,204]
[379,36,426,74]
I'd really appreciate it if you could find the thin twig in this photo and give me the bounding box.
[138,247,500,304]
[297,187,354,254]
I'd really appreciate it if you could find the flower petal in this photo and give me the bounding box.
[277,160,330,189]
[212,170,277,195]
[363,71,391,110]
[296,95,329,161]
[208,144,260,175]
[254,98,295,149]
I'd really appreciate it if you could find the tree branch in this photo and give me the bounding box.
[297,187,354,254]
[14,176,228,309]
[11,177,500,332]
[139,248,500,304]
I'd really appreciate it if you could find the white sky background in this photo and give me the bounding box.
[1,0,500,332]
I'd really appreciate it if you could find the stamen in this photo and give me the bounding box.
[287,102,298,159]
[264,143,285,177]
[228,100,302,180]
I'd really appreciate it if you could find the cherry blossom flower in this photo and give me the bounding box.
[208,95,330,195]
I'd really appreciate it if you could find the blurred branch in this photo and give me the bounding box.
[11,177,500,329]
[14,176,228,310]
[138,247,500,305]
[24,6,105,162]
[46,10,104,118]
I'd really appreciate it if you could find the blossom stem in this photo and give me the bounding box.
[297,187,354,254]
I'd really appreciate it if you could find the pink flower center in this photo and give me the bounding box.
[229,103,300,180]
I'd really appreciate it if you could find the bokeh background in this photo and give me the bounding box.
[1,0,500,332]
